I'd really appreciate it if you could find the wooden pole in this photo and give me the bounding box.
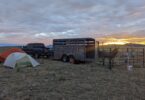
[102,42,104,51]
[132,49,134,66]
[95,41,99,60]
[143,48,144,67]
[109,48,112,70]
[127,48,129,66]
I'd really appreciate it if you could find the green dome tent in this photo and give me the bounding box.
[4,52,40,68]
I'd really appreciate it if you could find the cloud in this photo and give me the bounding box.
[0,0,145,44]
[34,30,79,39]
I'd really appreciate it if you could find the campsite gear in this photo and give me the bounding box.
[0,48,24,62]
[127,65,133,71]
[4,52,40,68]
[126,51,133,71]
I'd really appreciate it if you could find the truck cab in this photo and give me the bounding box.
[22,43,52,58]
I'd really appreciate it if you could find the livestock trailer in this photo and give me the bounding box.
[53,38,99,63]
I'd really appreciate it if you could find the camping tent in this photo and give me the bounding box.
[0,48,24,62]
[4,52,40,68]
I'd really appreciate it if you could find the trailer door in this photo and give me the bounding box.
[86,45,95,59]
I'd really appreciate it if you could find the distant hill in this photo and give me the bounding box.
[125,43,145,47]
[0,43,22,47]
[101,43,145,49]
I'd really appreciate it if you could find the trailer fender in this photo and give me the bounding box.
[68,55,76,64]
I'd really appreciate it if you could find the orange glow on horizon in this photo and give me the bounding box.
[98,37,145,45]
[103,41,128,45]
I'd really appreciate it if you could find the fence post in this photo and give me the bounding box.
[127,48,129,66]
[143,48,144,67]
[109,48,112,70]
[132,49,134,66]
[95,41,99,60]
[110,48,112,53]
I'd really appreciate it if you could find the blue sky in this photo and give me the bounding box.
[0,0,145,44]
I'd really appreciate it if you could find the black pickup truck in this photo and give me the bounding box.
[22,43,53,58]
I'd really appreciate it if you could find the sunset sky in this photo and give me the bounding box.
[0,0,145,45]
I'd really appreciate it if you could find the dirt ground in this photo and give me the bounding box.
[0,58,145,100]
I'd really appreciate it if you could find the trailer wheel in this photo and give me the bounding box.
[69,56,76,64]
[61,55,68,62]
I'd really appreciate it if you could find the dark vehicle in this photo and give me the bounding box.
[22,43,53,58]
[53,38,99,63]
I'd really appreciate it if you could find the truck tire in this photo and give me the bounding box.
[61,55,68,62]
[35,54,40,59]
[46,55,50,58]
[69,56,76,64]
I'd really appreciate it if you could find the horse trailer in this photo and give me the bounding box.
[53,38,99,63]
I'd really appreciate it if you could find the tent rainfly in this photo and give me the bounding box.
[0,48,24,62]
[4,52,40,68]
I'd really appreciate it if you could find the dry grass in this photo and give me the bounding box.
[0,59,145,100]
[0,47,145,100]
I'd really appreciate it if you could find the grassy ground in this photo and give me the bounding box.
[0,47,145,100]
[0,59,145,100]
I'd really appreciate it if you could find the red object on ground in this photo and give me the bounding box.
[0,48,24,62]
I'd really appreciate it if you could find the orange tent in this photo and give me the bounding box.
[0,48,24,62]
